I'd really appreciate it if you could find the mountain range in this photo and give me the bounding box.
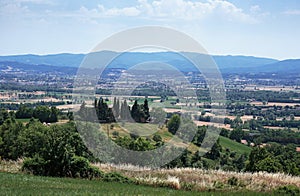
[0,51,299,74]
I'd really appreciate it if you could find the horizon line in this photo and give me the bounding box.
[1,51,295,61]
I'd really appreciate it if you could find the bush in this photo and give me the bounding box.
[274,185,300,196]
[102,172,133,183]
[69,156,103,179]
[22,155,102,179]
[22,155,48,176]
[152,134,162,142]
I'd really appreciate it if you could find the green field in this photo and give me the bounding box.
[123,122,159,136]
[219,136,252,155]
[15,118,32,123]
[0,172,271,195]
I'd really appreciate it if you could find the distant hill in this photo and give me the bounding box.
[0,53,85,68]
[257,59,300,73]
[0,61,77,74]
[2,52,299,73]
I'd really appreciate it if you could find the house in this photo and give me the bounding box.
[240,139,248,145]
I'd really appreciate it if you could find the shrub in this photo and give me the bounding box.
[227,176,238,186]
[102,172,133,183]
[22,155,102,179]
[274,185,300,196]
[22,155,48,176]
[69,156,103,179]
[152,134,162,142]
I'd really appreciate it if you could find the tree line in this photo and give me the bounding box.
[78,98,150,123]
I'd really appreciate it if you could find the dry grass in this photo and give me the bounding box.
[93,163,300,192]
[0,159,23,173]
[2,160,299,193]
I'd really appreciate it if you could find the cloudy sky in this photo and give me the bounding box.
[0,0,300,59]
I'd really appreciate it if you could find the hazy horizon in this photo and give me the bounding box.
[0,50,295,61]
[1,0,300,60]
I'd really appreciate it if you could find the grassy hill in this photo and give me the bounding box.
[219,136,252,155]
[1,159,299,194]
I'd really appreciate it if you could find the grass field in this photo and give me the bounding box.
[219,136,252,155]
[0,172,191,195]
[15,118,32,123]
[0,172,270,195]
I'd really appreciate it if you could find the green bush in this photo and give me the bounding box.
[22,155,48,176]
[69,156,103,179]
[102,172,133,183]
[274,185,300,196]
[22,155,102,179]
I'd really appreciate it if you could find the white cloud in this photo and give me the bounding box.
[0,0,54,16]
[16,0,54,4]
[0,0,262,25]
[250,5,261,13]
[282,10,300,15]
[100,6,141,17]
[0,1,29,15]
[76,0,258,24]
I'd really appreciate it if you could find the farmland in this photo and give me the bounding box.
[1,58,300,195]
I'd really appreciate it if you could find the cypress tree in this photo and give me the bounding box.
[143,99,150,120]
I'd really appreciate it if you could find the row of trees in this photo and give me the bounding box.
[112,98,150,122]
[16,105,59,123]
[78,98,150,123]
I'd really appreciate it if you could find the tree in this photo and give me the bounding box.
[120,100,131,121]
[143,99,150,120]
[234,154,247,171]
[131,100,140,122]
[97,98,108,121]
[167,114,180,135]
[246,147,269,172]
[112,97,120,119]
[33,106,51,123]
[229,128,244,142]
[15,104,33,119]
[256,157,283,173]
[150,107,166,127]
[230,116,242,128]
[49,106,59,123]
[0,109,9,125]
[78,101,92,121]
[32,106,59,123]
[206,139,222,160]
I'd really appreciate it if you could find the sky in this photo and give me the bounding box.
[0,0,300,60]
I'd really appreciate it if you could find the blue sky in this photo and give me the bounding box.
[0,0,299,60]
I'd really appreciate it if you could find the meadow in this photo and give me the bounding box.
[0,172,273,195]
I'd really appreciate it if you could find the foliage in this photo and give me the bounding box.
[0,118,98,178]
[274,185,300,196]
[15,105,59,123]
[167,114,180,135]
[102,172,133,183]
[246,144,300,175]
